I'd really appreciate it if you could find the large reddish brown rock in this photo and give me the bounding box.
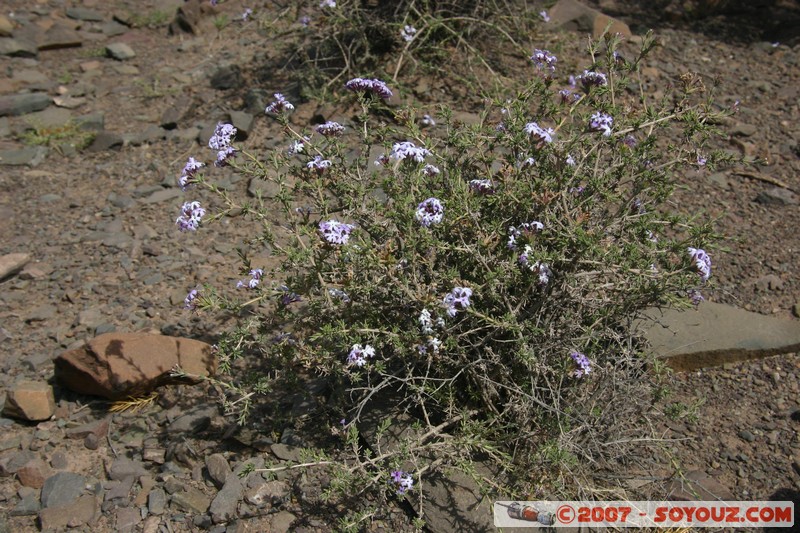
[54,333,216,400]
[548,0,632,39]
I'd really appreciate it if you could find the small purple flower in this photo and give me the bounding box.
[345,77,393,99]
[179,157,204,190]
[507,222,544,249]
[687,247,711,282]
[696,154,707,166]
[183,289,200,310]
[241,8,253,21]
[288,139,306,155]
[278,285,302,305]
[518,246,552,284]
[524,122,555,144]
[265,93,295,114]
[300,15,311,26]
[306,155,332,173]
[687,289,704,307]
[589,112,613,136]
[390,141,431,163]
[347,344,375,367]
[570,185,585,194]
[390,470,414,495]
[443,287,472,318]
[215,145,237,167]
[566,154,576,166]
[176,201,206,232]
[319,219,354,245]
[320,0,336,7]
[400,25,417,42]
[208,123,237,150]
[521,157,536,168]
[374,154,390,166]
[559,89,580,104]
[236,268,264,289]
[622,135,637,148]
[469,179,495,195]
[530,49,557,72]
[423,164,440,176]
[421,114,436,127]
[315,121,345,137]
[415,197,444,227]
[577,70,608,92]
[540,10,550,22]
[570,351,592,378]
[328,288,351,303]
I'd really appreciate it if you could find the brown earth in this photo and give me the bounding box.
[0,0,799,531]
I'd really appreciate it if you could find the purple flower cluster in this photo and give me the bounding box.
[540,10,550,22]
[345,77,393,100]
[265,93,295,115]
[530,49,557,72]
[623,135,637,148]
[319,219,354,245]
[400,25,417,42]
[415,197,444,227]
[236,268,264,289]
[179,157,204,190]
[519,247,552,284]
[688,247,711,282]
[390,470,414,495]
[507,221,544,249]
[589,112,613,136]
[423,164,440,176]
[328,288,351,303]
[443,287,472,317]
[208,123,238,167]
[288,139,305,155]
[176,201,206,232]
[183,289,200,310]
[306,155,332,173]
[524,122,555,144]
[570,351,592,378]
[421,114,436,127]
[566,154,576,166]
[390,141,431,163]
[315,121,345,137]
[278,285,301,305]
[469,179,495,195]
[241,8,253,21]
[577,70,608,91]
[347,344,375,367]
[687,289,704,307]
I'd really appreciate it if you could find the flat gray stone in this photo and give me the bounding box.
[171,487,211,514]
[24,107,72,128]
[88,131,124,152]
[106,42,135,60]
[210,476,243,524]
[755,187,798,206]
[205,453,231,488]
[0,252,30,280]
[0,38,38,57]
[148,487,167,515]
[638,302,800,371]
[41,471,86,508]
[0,146,48,166]
[66,7,105,21]
[167,405,215,434]
[0,93,51,117]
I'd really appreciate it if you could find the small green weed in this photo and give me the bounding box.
[19,121,96,152]
[129,10,171,28]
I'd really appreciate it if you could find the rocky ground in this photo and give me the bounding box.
[0,0,799,531]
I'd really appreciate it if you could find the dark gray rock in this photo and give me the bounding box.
[149,487,167,515]
[166,405,215,434]
[115,506,141,533]
[100,21,128,37]
[229,111,254,140]
[88,131,124,152]
[755,274,783,292]
[210,476,243,524]
[10,493,40,516]
[41,471,86,508]
[78,112,105,132]
[270,443,302,463]
[205,453,232,488]
[210,65,242,90]
[141,188,182,204]
[755,187,798,206]
[38,25,83,51]
[171,487,211,514]
[108,457,148,481]
[0,93,51,117]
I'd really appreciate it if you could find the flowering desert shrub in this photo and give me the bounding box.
[175,30,725,524]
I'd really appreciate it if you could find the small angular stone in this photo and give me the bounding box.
[3,380,55,421]
[148,487,167,515]
[41,471,86,508]
[108,458,148,481]
[0,253,30,280]
[0,93,51,117]
[205,454,231,488]
[10,493,40,516]
[106,42,136,60]
[16,457,50,488]
[210,476,243,524]
[66,7,105,21]
[171,487,211,514]
[66,417,109,440]
[755,187,798,206]
[39,494,97,529]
